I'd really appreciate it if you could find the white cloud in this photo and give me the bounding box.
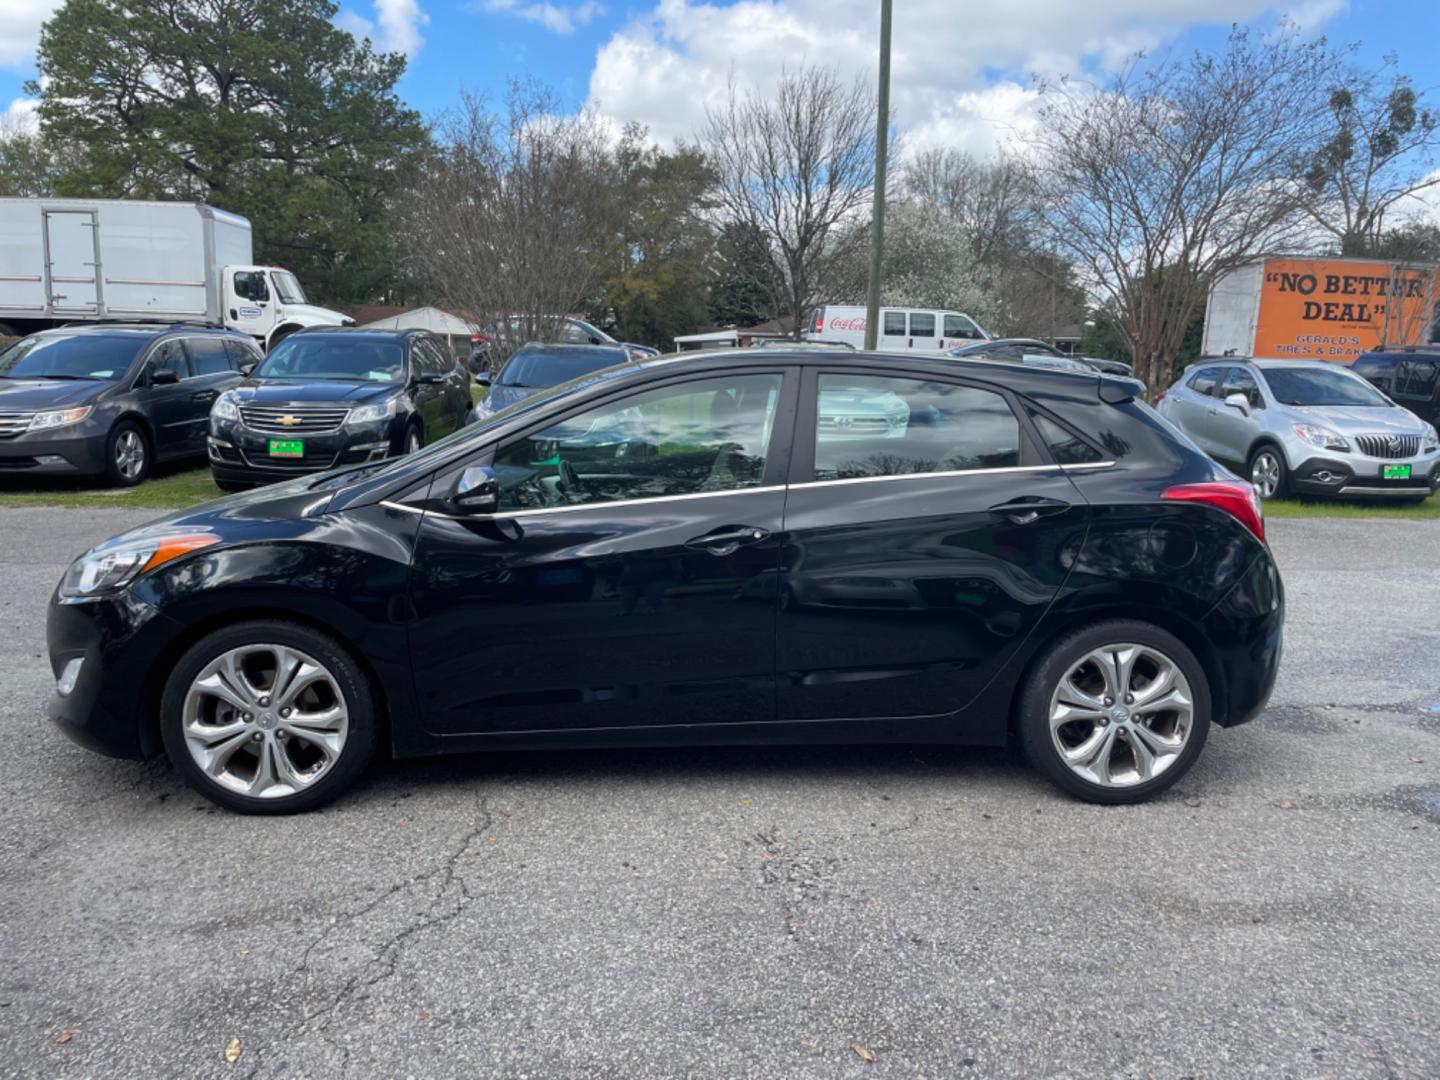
[1283,0,1347,31]
[481,0,605,35]
[585,0,1290,153]
[0,0,62,67]
[337,0,429,56]
[1,95,40,136]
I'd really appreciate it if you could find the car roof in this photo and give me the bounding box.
[512,341,632,357]
[33,322,243,339]
[292,327,423,339]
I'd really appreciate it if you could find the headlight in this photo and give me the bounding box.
[28,406,92,432]
[1292,423,1350,451]
[59,534,219,598]
[211,391,239,421]
[1424,424,1439,452]
[347,398,398,424]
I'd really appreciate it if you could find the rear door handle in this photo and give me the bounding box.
[987,497,1071,525]
[684,526,770,555]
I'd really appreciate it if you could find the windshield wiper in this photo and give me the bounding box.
[24,373,103,381]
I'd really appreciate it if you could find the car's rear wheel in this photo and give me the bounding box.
[104,421,150,487]
[159,621,378,814]
[1248,445,1287,500]
[1018,620,1211,804]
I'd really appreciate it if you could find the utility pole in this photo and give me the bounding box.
[862,0,892,352]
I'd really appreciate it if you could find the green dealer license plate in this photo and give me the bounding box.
[268,439,304,458]
[1383,464,1411,480]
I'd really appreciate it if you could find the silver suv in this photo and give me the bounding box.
[1158,359,1440,501]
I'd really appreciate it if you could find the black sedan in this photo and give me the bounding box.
[207,327,472,489]
[48,348,1283,813]
[0,323,259,486]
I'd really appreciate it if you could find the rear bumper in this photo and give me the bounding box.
[1204,550,1284,727]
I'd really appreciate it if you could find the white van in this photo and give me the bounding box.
[802,304,990,352]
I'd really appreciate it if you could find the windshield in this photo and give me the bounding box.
[253,336,405,382]
[496,348,627,389]
[270,271,307,305]
[0,334,144,380]
[1261,366,1390,407]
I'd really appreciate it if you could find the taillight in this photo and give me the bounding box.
[1162,480,1265,542]
[1152,389,1166,405]
[471,332,489,343]
[814,311,823,333]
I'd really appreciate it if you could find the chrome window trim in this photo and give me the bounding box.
[377,461,1114,521]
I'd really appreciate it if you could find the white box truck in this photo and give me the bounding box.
[0,197,351,348]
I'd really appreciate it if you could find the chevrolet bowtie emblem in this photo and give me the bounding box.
[278,415,300,426]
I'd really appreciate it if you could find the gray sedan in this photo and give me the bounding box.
[1157,358,1440,501]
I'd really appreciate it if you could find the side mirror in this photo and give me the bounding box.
[239,361,257,376]
[417,371,444,385]
[589,335,603,345]
[474,371,492,387]
[151,369,181,386]
[1223,392,1250,414]
[451,465,499,514]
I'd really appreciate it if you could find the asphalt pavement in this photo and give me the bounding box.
[1,507,1438,1079]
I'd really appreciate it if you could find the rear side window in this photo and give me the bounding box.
[812,374,1021,481]
[883,311,906,335]
[187,336,234,375]
[1029,410,1103,464]
[909,313,936,338]
[1186,368,1220,396]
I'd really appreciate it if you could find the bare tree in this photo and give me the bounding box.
[398,82,627,366]
[1025,28,1334,390]
[703,66,877,335]
[1304,61,1440,255]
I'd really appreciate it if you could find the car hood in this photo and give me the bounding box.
[276,303,351,326]
[0,378,108,409]
[481,384,541,412]
[1290,403,1427,433]
[231,379,399,405]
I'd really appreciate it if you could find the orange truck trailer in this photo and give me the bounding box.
[1202,256,1440,363]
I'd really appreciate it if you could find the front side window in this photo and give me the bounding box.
[493,374,783,511]
[1397,359,1439,398]
[187,337,234,375]
[1221,367,1264,410]
[253,335,405,382]
[909,313,936,338]
[944,314,981,340]
[558,321,594,345]
[812,374,1021,481]
[147,339,190,381]
[882,311,906,336]
[233,271,269,303]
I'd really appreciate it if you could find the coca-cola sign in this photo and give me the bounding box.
[828,316,867,331]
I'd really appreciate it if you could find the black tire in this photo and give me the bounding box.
[1017,619,1212,805]
[1247,444,1288,500]
[159,620,379,814]
[404,424,423,455]
[103,420,151,487]
[0,321,19,337]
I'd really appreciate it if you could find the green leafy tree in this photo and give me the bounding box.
[589,134,716,349]
[30,0,427,303]
[707,222,775,328]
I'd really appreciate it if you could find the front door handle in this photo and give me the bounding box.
[987,497,1071,525]
[191,390,217,402]
[684,526,770,556]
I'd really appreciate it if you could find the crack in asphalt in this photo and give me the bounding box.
[282,794,497,1074]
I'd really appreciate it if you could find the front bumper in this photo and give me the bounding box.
[47,588,183,760]
[208,416,400,486]
[1289,451,1440,499]
[0,428,110,476]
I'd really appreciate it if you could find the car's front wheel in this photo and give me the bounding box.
[159,621,378,814]
[104,421,151,487]
[1017,620,1211,804]
[1248,445,1287,500]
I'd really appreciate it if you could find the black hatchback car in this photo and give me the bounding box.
[0,323,260,486]
[207,327,472,489]
[48,349,1283,813]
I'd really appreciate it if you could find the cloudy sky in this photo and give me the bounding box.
[3,0,1438,160]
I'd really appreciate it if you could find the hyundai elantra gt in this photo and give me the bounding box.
[47,349,1283,813]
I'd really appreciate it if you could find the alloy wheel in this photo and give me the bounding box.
[406,429,422,454]
[1250,451,1282,498]
[181,644,350,799]
[114,430,146,481]
[1048,643,1194,788]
